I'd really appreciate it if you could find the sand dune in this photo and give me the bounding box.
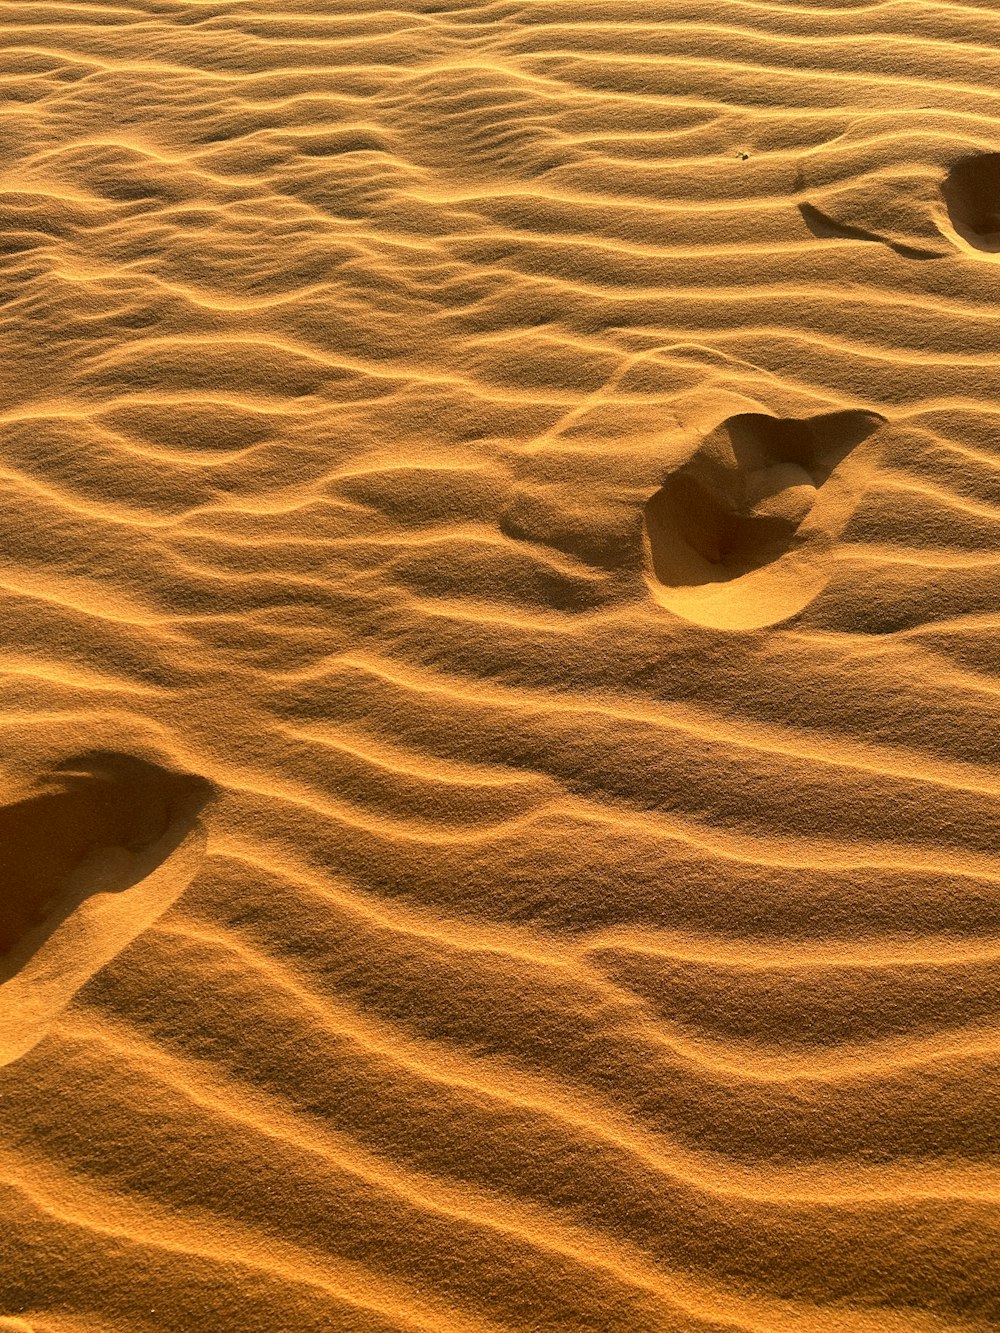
[0,0,998,1329]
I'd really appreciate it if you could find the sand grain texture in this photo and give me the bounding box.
[0,0,999,1329]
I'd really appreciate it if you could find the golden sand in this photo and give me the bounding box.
[0,0,998,1329]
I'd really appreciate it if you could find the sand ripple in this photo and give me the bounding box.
[0,0,998,1329]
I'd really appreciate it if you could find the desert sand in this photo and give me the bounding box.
[0,0,998,1329]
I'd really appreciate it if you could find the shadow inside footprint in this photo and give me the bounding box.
[644,410,885,629]
[0,751,212,972]
[941,153,1000,253]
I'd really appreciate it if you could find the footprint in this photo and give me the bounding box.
[798,202,944,262]
[644,410,885,630]
[941,153,1000,254]
[0,751,212,1065]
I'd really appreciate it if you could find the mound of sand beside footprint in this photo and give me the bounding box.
[0,2,998,1332]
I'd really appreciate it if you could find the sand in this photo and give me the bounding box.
[0,0,998,1329]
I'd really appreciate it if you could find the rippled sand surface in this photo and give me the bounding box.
[1,1,999,1329]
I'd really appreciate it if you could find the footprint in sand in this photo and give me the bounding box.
[0,751,212,1065]
[940,153,1000,254]
[644,410,885,630]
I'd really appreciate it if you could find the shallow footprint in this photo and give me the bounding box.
[644,410,885,630]
[0,751,212,1065]
[798,202,944,262]
[941,153,1000,254]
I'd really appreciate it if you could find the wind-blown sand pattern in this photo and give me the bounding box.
[0,0,999,1329]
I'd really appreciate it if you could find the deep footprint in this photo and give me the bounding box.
[941,153,1000,253]
[0,750,211,962]
[644,410,885,630]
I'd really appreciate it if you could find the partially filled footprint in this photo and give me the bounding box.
[644,411,885,630]
[0,751,211,1064]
